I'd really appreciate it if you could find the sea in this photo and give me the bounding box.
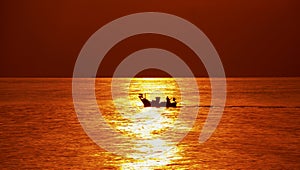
[0,77,299,169]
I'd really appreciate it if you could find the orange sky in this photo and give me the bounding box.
[0,0,299,77]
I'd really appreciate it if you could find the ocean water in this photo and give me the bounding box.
[0,78,299,169]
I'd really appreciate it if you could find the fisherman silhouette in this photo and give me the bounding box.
[166,96,171,107]
[138,94,151,107]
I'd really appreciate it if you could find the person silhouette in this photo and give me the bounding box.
[171,97,177,107]
[139,94,151,107]
[166,96,171,107]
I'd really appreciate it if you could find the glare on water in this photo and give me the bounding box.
[97,78,185,168]
[1,78,300,169]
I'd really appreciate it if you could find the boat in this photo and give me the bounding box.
[138,94,177,107]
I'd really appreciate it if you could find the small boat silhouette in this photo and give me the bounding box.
[138,94,177,107]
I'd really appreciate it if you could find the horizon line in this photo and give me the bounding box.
[0,76,300,78]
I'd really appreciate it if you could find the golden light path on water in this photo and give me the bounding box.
[2,78,300,169]
[102,78,184,169]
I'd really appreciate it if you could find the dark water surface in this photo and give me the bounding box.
[0,78,299,169]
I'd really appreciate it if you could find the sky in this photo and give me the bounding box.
[0,0,299,77]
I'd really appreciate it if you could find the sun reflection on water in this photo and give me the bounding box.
[120,141,181,170]
[103,78,183,168]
